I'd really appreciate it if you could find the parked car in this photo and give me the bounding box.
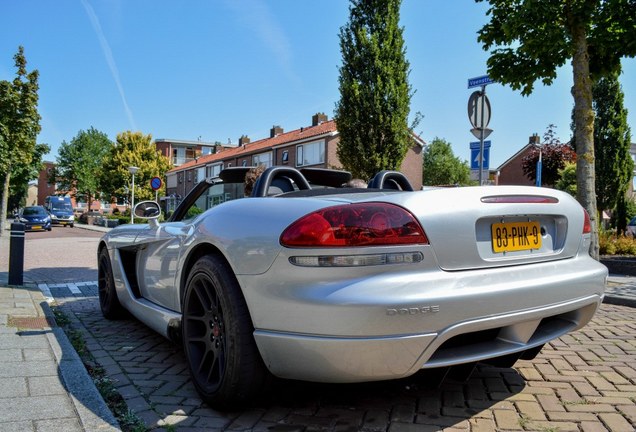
[97,167,607,409]
[17,206,52,231]
[627,216,636,237]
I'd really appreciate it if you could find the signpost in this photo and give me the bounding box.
[150,176,162,202]
[467,75,494,185]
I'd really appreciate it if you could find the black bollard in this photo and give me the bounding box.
[9,222,25,286]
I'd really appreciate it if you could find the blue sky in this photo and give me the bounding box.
[1,0,634,169]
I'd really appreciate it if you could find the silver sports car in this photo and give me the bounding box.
[98,166,607,408]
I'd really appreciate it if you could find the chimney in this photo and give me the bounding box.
[312,112,328,126]
[529,133,540,145]
[239,135,250,146]
[270,125,283,138]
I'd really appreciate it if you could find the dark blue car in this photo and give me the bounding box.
[18,206,52,231]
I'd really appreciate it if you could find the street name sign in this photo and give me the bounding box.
[468,75,494,89]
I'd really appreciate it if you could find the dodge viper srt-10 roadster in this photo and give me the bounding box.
[98,166,607,408]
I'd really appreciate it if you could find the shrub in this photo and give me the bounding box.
[599,231,636,256]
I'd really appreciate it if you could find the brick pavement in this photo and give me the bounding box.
[51,284,636,432]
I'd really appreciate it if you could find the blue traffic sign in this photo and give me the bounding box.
[468,75,494,89]
[470,141,491,170]
[150,176,162,191]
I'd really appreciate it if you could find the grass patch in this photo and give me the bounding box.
[52,306,148,432]
[518,414,530,428]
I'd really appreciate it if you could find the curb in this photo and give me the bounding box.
[40,299,120,431]
[603,294,636,308]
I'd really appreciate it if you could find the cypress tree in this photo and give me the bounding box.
[335,0,413,181]
[592,70,632,232]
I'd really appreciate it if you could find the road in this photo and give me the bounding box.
[0,225,102,284]
[2,228,635,431]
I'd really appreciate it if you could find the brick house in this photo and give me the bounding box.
[36,161,108,213]
[165,113,425,199]
[36,161,57,204]
[495,134,540,186]
[155,138,234,167]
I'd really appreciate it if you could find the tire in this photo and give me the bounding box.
[98,248,126,319]
[182,254,269,409]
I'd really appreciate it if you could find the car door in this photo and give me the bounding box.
[133,221,191,312]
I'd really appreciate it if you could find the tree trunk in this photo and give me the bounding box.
[0,169,11,238]
[571,24,599,259]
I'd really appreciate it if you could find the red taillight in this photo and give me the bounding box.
[583,208,592,234]
[280,203,429,247]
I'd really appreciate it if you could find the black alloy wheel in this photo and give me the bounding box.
[182,254,269,409]
[98,248,125,319]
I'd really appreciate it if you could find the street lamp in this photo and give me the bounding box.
[128,166,139,223]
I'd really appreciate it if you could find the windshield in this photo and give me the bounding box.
[51,200,72,211]
[23,207,47,216]
[182,182,243,221]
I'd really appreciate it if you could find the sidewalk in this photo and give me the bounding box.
[0,284,120,431]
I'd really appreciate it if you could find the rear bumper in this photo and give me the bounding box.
[254,294,601,382]
[247,252,607,382]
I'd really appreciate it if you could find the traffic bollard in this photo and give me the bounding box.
[9,222,25,286]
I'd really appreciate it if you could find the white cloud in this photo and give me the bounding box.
[80,0,136,130]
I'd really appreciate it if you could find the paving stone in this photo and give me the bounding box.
[27,376,68,396]
[0,377,28,398]
[598,413,635,432]
[493,408,523,430]
[47,288,636,432]
[34,418,83,432]
[0,420,33,432]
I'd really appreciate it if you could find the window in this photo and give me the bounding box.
[253,151,273,167]
[242,160,247,167]
[282,150,289,163]
[196,167,205,183]
[205,163,223,178]
[296,140,325,167]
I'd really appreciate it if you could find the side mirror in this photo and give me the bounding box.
[134,201,161,219]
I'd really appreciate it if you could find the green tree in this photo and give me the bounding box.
[0,46,41,236]
[99,131,172,205]
[555,162,578,197]
[422,138,471,186]
[8,142,50,211]
[522,125,576,187]
[476,0,636,260]
[591,70,632,232]
[335,0,414,180]
[55,127,113,211]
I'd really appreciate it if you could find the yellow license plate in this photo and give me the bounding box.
[32,225,42,230]
[491,221,541,253]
